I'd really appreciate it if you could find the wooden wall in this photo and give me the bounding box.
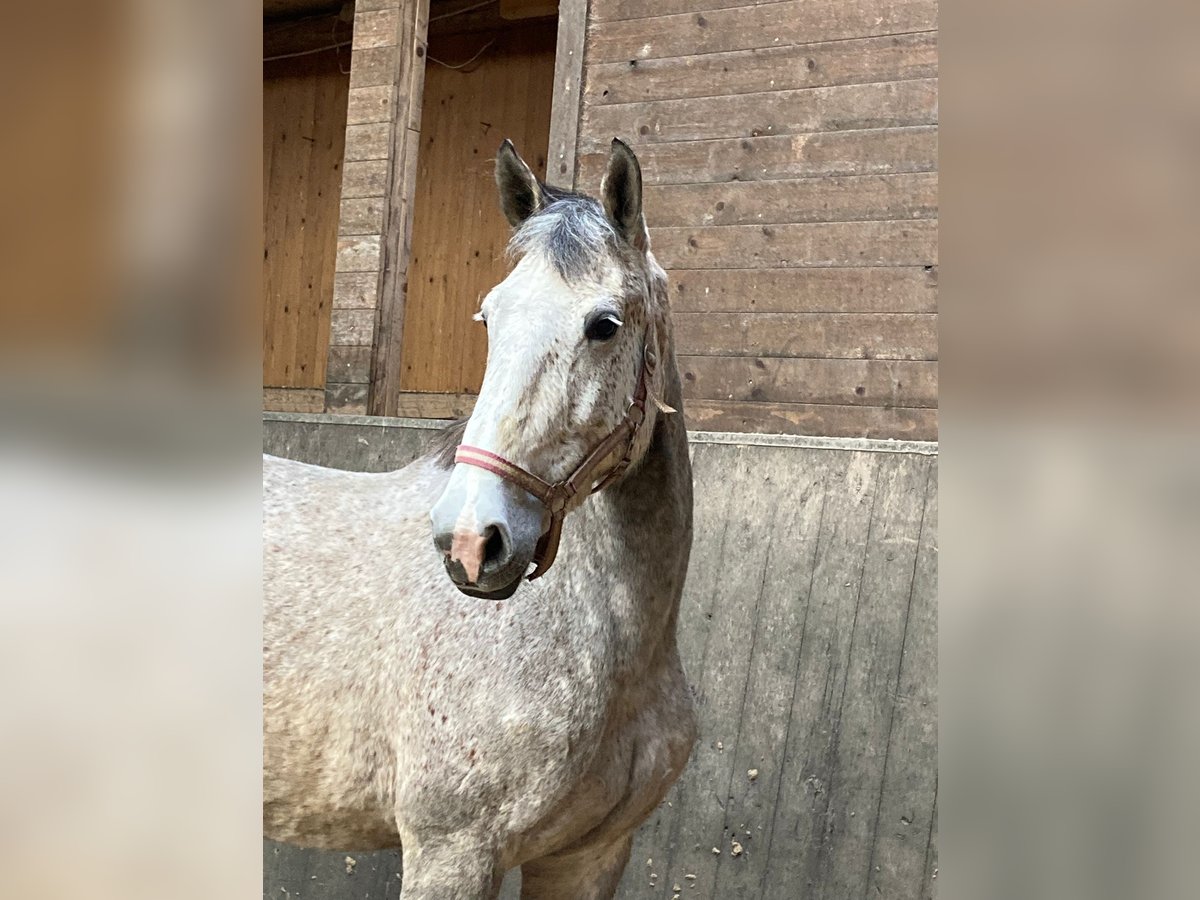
[263,49,351,410]
[390,20,558,417]
[575,0,939,440]
[327,0,431,415]
[261,415,938,899]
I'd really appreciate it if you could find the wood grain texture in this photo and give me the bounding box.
[262,387,326,412]
[646,173,937,227]
[546,0,589,187]
[350,46,401,89]
[579,126,938,186]
[339,197,386,235]
[393,21,557,399]
[652,219,937,270]
[586,32,937,106]
[260,421,938,898]
[674,311,937,360]
[588,0,937,62]
[326,345,373,383]
[685,398,936,440]
[678,355,937,407]
[581,78,937,146]
[325,381,369,414]
[667,266,938,314]
[344,122,392,161]
[393,391,479,418]
[263,49,348,389]
[364,0,431,414]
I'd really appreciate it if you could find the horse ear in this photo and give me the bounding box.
[495,139,545,227]
[601,138,648,252]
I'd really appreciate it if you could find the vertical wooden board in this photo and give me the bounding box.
[811,453,930,900]
[263,51,349,388]
[264,841,401,900]
[757,449,880,897]
[546,0,588,187]
[614,439,734,899]
[659,445,778,894]
[867,461,937,899]
[397,22,557,397]
[708,447,843,899]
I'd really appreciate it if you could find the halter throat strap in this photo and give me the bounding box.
[453,344,657,581]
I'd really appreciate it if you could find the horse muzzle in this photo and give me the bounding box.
[430,469,544,598]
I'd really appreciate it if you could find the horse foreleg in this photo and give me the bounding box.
[519,834,634,900]
[399,829,503,900]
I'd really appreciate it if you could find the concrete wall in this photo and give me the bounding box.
[263,413,938,899]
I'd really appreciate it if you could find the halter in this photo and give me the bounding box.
[453,343,658,581]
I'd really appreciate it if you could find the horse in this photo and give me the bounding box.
[263,138,696,899]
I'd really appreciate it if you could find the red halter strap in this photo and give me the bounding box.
[453,344,657,581]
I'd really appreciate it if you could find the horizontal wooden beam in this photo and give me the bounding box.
[263,387,325,413]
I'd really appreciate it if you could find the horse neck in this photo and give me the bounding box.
[561,348,693,674]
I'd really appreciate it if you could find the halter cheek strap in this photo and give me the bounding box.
[453,343,657,581]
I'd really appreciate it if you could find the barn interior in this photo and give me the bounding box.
[263,0,559,411]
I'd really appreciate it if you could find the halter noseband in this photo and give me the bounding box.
[453,343,658,581]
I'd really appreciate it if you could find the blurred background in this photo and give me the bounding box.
[0,0,1196,898]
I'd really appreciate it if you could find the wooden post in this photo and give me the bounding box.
[326,0,431,415]
[546,0,589,190]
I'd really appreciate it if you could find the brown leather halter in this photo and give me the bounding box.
[453,343,657,581]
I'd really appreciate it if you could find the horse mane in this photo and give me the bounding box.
[426,417,468,469]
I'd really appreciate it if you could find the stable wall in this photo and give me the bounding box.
[262,414,938,899]
[263,48,351,408]
[574,0,939,440]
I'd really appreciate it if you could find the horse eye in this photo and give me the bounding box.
[585,314,622,342]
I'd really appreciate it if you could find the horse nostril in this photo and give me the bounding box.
[482,524,510,572]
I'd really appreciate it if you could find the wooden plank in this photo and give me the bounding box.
[393,391,479,418]
[678,356,938,407]
[330,308,377,344]
[684,399,936,440]
[588,0,939,62]
[344,122,392,161]
[581,78,937,146]
[809,454,931,899]
[332,272,380,309]
[367,0,431,414]
[263,49,347,389]
[586,32,937,106]
[353,7,402,50]
[591,0,824,21]
[646,173,937,227]
[325,381,369,414]
[262,387,325,413]
[674,311,937,360]
[339,197,386,235]
[350,45,400,89]
[500,0,560,19]
[579,126,938,186]
[336,235,382,272]
[866,460,937,899]
[667,267,938,314]
[652,220,938,270]
[656,445,769,891]
[707,447,842,898]
[326,345,373,383]
[346,84,395,125]
[546,0,589,187]
[340,159,389,197]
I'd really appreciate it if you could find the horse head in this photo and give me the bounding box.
[430,138,671,599]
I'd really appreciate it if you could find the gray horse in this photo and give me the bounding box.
[264,139,696,899]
